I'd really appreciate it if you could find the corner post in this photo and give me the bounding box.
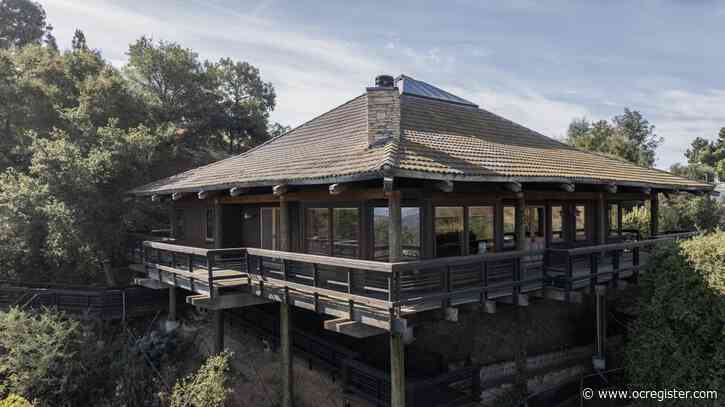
[515,192,526,251]
[214,198,223,249]
[597,193,607,245]
[387,190,402,262]
[386,186,405,407]
[649,190,659,238]
[279,190,290,252]
[593,284,607,370]
[281,300,294,407]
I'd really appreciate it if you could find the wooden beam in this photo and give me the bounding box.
[329,183,347,195]
[383,176,394,193]
[604,183,618,194]
[229,186,248,197]
[323,317,387,338]
[503,182,522,193]
[280,303,294,407]
[390,332,406,407]
[186,293,271,309]
[279,194,290,251]
[151,194,163,203]
[435,180,454,193]
[388,190,402,263]
[273,184,288,197]
[171,192,185,201]
[197,190,209,200]
[560,182,575,193]
[639,187,652,195]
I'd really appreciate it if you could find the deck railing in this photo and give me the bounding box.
[142,241,244,300]
[137,232,698,313]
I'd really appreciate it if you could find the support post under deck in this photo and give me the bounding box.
[280,302,294,407]
[390,332,406,407]
[593,285,607,370]
[213,309,224,354]
[168,286,177,321]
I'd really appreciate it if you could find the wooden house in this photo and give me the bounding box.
[129,74,713,407]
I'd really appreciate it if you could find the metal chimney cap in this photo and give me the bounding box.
[375,74,395,88]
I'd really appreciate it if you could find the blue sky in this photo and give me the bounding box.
[41,0,725,169]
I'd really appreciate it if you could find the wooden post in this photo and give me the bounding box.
[279,194,290,252]
[388,190,402,262]
[390,332,406,407]
[515,194,526,251]
[280,302,294,407]
[593,285,607,370]
[597,193,607,245]
[514,305,528,398]
[649,191,659,238]
[168,286,177,321]
[213,309,224,354]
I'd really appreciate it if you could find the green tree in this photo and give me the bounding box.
[0,0,52,49]
[626,232,725,406]
[169,351,234,407]
[208,57,276,153]
[566,109,662,167]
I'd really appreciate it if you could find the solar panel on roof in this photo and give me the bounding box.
[395,75,478,107]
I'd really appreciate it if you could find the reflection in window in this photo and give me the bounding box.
[206,208,216,242]
[525,207,544,238]
[469,206,495,254]
[305,208,330,255]
[333,208,359,258]
[260,207,279,249]
[503,206,516,250]
[435,207,464,257]
[608,204,620,236]
[575,205,587,240]
[551,205,564,242]
[373,207,421,260]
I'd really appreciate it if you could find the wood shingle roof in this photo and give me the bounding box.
[131,77,712,195]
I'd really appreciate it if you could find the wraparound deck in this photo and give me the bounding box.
[134,232,696,333]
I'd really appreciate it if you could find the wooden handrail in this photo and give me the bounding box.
[391,249,545,272]
[143,241,242,256]
[246,247,395,273]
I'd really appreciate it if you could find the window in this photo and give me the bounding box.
[503,206,516,250]
[551,205,564,242]
[333,208,359,258]
[260,207,280,249]
[435,207,464,257]
[174,209,185,240]
[304,207,360,258]
[305,208,330,255]
[373,207,421,260]
[526,206,545,239]
[206,208,215,242]
[608,204,620,236]
[469,206,495,254]
[575,204,587,240]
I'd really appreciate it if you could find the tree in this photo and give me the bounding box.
[0,0,52,49]
[566,109,662,167]
[70,29,87,52]
[208,58,276,153]
[626,232,725,406]
[169,351,234,407]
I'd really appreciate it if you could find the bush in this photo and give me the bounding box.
[625,231,725,405]
[169,351,234,407]
[0,395,31,407]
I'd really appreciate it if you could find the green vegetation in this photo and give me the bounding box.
[169,351,235,407]
[626,231,725,405]
[671,128,725,183]
[566,109,663,168]
[0,0,284,284]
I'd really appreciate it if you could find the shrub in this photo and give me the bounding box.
[0,395,31,407]
[168,351,234,407]
[625,232,725,405]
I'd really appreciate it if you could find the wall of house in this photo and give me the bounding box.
[173,198,215,248]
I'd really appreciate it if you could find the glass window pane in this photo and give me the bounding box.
[608,204,619,236]
[333,208,359,258]
[575,205,587,240]
[401,207,421,260]
[503,206,516,250]
[373,207,421,260]
[469,206,495,254]
[305,208,330,255]
[435,207,463,257]
[525,207,544,238]
[206,208,215,241]
[551,205,564,242]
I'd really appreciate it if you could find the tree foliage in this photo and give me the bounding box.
[169,351,234,407]
[0,0,52,49]
[626,232,725,405]
[566,109,663,167]
[671,128,725,182]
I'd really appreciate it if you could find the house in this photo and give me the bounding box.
[129,74,713,407]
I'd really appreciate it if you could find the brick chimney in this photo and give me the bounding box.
[367,74,400,148]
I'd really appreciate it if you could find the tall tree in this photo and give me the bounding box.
[0,0,52,49]
[208,58,276,153]
[566,108,662,167]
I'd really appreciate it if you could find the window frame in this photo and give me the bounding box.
[302,203,363,259]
